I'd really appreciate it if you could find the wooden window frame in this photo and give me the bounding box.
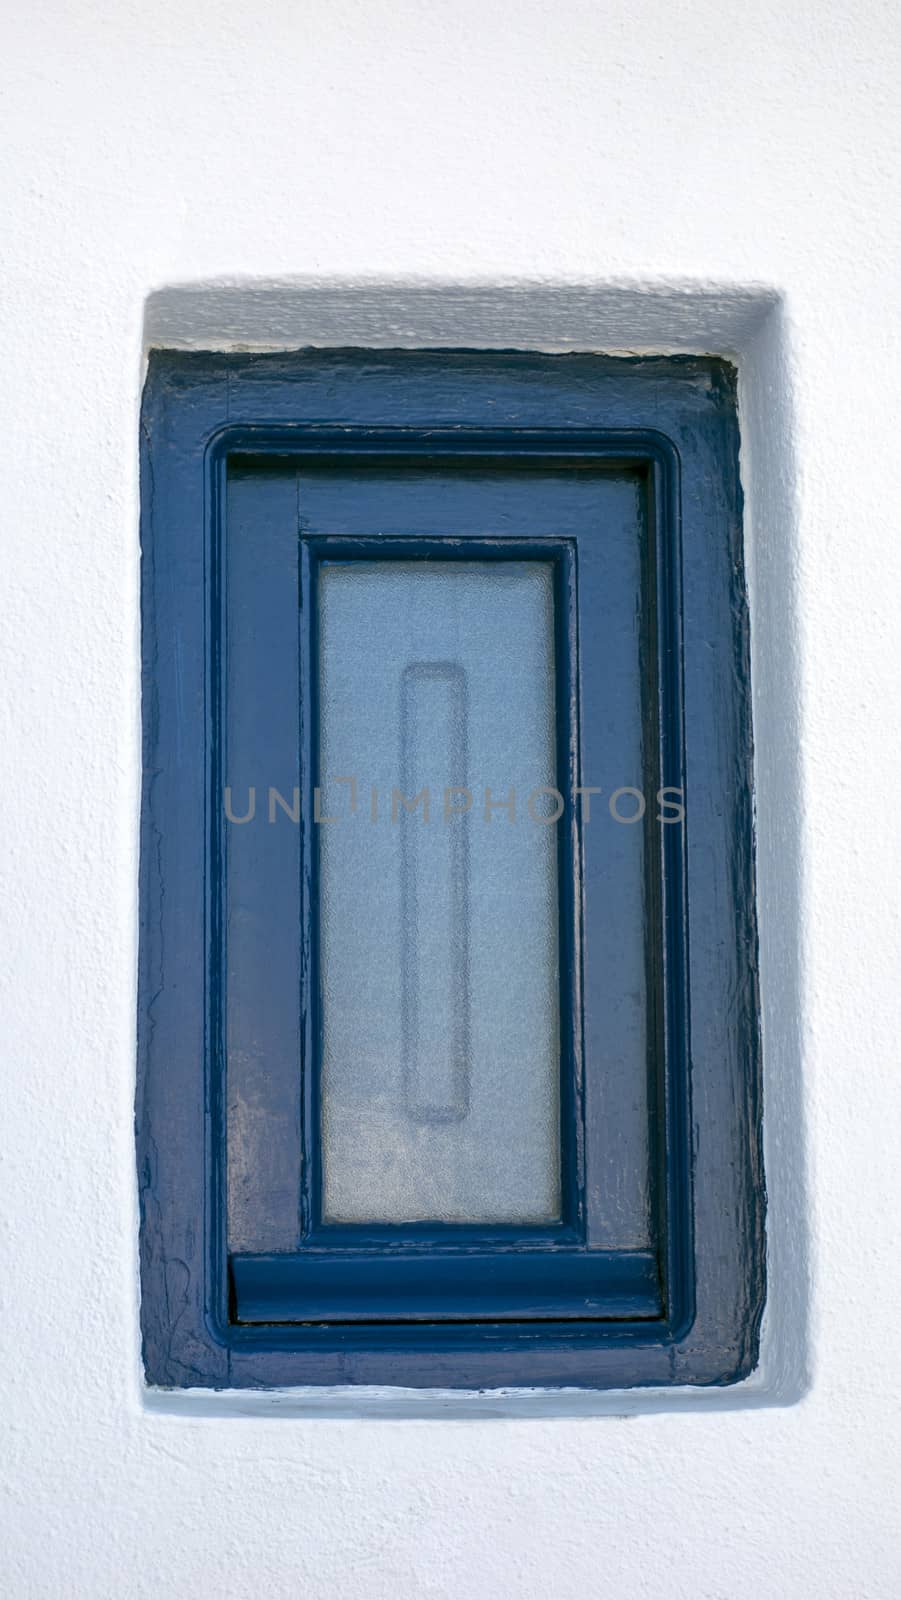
[138,350,764,1390]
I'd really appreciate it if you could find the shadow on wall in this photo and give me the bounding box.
[140,278,808,1416]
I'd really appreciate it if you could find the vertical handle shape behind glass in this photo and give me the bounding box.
[399,661,471,1124]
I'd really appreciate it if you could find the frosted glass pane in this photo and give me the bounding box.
[319,560,561,1223]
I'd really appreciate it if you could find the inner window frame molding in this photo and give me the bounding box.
[138,349,765,1391]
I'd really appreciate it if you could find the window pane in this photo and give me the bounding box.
[318,560,561,1223]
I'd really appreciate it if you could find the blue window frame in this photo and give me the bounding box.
[138,350,764,1389]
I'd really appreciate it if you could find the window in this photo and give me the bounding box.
[138,350,764,1389]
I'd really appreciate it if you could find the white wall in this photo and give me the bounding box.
[2,2,900,1594]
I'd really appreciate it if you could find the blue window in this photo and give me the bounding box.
[138,351,764,1389]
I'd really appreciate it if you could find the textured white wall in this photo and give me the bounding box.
[2,1,900,1595]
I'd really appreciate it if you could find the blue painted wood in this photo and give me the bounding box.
[224,467,302,1253]
[232,1250,662,1322]
[138,350,764,1389]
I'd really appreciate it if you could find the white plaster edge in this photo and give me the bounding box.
[141,274,778,358]
[133,277,809,1421]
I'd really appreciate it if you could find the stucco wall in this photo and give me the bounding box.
[2,1,900,1594]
